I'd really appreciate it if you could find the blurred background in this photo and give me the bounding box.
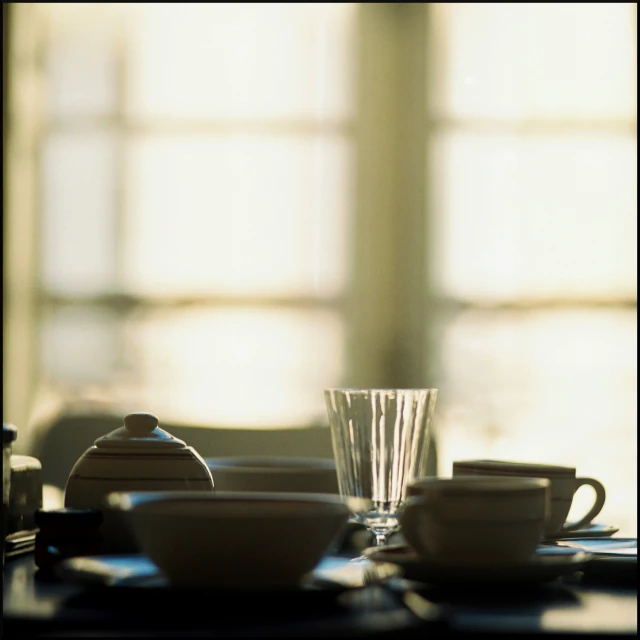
[3,3,637,534]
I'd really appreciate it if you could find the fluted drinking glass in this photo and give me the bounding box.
[325,388,438,551]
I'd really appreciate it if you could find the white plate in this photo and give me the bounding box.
[546,523,619,540]
[55,554,401,590]
[366,545,591,586]
[546,537,636,556]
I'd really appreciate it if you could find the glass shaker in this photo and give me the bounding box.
[3,423,18,566]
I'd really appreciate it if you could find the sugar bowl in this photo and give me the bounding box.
[64,412,214,552]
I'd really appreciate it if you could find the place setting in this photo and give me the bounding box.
[361,457,632,590]
[43,393,433,624]
[323,389,624,591]
[364,477,591,588]
[42,391,634,620]
[55,490,401,590]
[51,492,406,625]
[45,408,405,618]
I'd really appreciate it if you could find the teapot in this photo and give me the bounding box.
[64,412,214,552]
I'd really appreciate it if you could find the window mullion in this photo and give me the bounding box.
[396,3,431,387]
[345,3,429,388]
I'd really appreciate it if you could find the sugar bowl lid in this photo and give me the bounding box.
[95,413,186,450]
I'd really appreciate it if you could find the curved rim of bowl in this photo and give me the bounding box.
[453,459,576,477]
[205,456,336,472]
[106,490,349,514]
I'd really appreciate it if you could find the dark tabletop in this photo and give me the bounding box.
[2,553,637,638]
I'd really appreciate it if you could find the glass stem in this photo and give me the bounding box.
[374,531,389,547]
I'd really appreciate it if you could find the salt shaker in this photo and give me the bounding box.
[3,423,18,565]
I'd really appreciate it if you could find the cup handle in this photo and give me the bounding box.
[562,477,606,532]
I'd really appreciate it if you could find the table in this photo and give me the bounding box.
[2,553,637,637]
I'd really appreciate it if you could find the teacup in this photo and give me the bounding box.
[452,460,606,536]
[401,476,550,565]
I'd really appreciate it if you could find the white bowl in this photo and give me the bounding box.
[107,491,349,588]
[205,456,339,495]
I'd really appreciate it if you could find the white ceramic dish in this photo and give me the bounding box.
[55,553,401,590]
[545,523,619,540]
[107,491,350,588]
[366,544,591,586]
[547,538,636,556]
[64,413,214,552]
[205,456,339,494]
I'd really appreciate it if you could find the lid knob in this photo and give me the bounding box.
[124,412,159,437]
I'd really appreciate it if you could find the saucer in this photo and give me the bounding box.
[546,523,619,540]
[545,538,636,556]
[55,555,369,620]
[55,553,401,591]
[366,545,591,586]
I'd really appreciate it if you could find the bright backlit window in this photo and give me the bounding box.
[38,3,356,427]
[429,3,636,535]
[4,3,636,535]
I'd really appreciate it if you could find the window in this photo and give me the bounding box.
[33,3,356,427]
[428,3,637,535]
[4,3,636,535]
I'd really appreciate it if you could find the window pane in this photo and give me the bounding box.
[45,32,118,118]
[430,131,637,301]
[123,134,352,297]
[41,132,118,295]
[433,308,637,536]
[41,306,120,386]
[127,3,356,121]
[121,307,344,427]
[430,3,637,121]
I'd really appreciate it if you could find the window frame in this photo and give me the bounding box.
[3,3,636,452]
